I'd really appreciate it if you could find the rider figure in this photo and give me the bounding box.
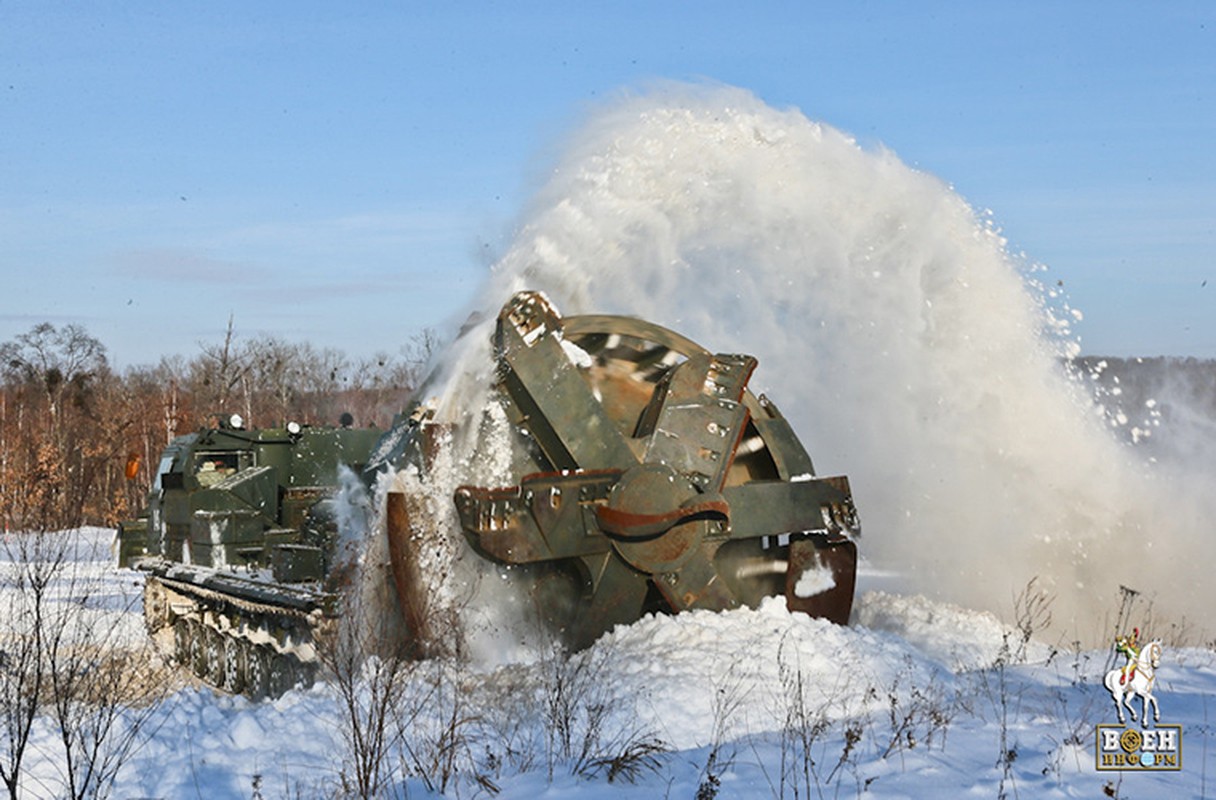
[1116,627,1141,685]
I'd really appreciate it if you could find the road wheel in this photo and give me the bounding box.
[188,621,207,679]
[245,643,271,700]
[204,628,226,688]
[172,618,193,666]
[223,637,246,694]
[268,653,299,697]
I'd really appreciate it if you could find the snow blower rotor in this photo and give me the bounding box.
[384,291,860,651]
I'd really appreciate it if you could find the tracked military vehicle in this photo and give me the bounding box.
[119,417,381,696]
[124,292,860,696]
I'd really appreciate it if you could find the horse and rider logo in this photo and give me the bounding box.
[1104,627,1161,726]
[1095,628,1182,771]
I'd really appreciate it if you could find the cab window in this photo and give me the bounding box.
[193,452,247,487]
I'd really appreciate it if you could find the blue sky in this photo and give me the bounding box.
[2,2,1213,368]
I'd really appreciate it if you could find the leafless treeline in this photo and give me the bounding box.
[0,320,432,533]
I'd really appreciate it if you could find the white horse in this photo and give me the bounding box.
[1103,639,1162,726]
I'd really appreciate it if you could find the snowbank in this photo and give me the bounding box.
[3,531,1210,799]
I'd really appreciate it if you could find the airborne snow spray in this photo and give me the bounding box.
[400,84,1216,651]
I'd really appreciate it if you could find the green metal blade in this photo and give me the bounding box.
[496,294,637,471]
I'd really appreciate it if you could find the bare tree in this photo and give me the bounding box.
[0,530,67,800]
[41,537,168,800]
[0,324,110,530]
[0,323,107,444]
[320,568,424,800]
[192,314,250,420]
[0,527,168,800]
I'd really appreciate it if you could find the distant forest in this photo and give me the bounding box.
[0,321,432,533]
[3,319,1213,535]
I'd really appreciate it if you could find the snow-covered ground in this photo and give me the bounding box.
[5,528,1214,799]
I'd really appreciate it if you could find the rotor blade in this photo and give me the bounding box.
[566,552,652,649]
[636,353,756,492]
[749,394,816,479]
[651,547,740,612]
[454,471,619,563]
[495,293,637,471]
[720,477,860,540]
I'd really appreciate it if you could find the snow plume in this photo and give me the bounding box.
[445,82,1215,644]
[334,465,374,567]
[1080,355,1216,467]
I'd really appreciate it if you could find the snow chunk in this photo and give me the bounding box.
[793,563,835,598]
[560,338,593,368]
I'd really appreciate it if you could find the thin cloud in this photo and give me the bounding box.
[108,247,272,285]
[0,311,90,326]
[219,209,474,252]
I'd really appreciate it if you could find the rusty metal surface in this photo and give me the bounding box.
[384,491,435,654]
[785,536,858,625]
